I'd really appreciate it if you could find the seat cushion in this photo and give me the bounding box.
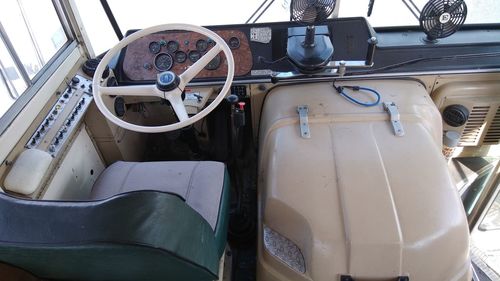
[0,191,222,281]
[91,161,225,230]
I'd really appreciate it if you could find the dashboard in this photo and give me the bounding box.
[114,18,500,85]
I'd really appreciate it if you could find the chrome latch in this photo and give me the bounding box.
[297,105,311,139]
[383,102,405,137]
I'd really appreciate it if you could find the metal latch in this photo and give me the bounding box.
[297,105,311,138]
[383,102,405,137]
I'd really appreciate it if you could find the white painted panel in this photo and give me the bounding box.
[0,47,84,164]
[43,128,105,200]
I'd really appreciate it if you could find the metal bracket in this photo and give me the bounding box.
[297,105,311,139]
[383,102,405,137]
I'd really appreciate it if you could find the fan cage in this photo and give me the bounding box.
[419,0,467,40]
[290,0,337,24]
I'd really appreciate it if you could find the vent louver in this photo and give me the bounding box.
[459,106,489,146]
[483,106,500,145]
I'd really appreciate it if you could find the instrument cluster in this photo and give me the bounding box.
[122,29,252,81]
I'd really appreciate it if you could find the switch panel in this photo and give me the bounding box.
[26,75,93,157]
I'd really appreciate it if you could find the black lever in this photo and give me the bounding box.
[365,37,378,66]
[367,0,376,16]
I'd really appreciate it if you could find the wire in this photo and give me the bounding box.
[258,55,289,64]
[347,51,500,76]
[333,82,381,107]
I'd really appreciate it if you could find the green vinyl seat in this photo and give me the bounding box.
[0,161,230,281]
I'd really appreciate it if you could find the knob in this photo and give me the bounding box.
[71,77,80,85]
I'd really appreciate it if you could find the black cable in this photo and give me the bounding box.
[347,51,500,76]
[258,55,289,64]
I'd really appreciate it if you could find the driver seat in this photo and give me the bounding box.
[0,161,230,281]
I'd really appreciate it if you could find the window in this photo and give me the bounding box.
[338,0,500,27]
[0,0,70,119]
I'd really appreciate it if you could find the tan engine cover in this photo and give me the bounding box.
[257,81,471,281]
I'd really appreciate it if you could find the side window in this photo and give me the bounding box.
[0,0,70,120]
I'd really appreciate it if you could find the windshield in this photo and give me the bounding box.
[74,0,500,55]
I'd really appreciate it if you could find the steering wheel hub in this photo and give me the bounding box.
[157,71,180,92]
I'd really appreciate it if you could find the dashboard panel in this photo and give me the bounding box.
[115,19,500,85]
[122,30,253,81]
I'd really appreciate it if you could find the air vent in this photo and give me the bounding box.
[483,106,500,145]
[459,106,490,146]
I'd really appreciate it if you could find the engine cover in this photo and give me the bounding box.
[257,81,471,281]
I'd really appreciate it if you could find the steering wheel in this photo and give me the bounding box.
[92,23,235,133]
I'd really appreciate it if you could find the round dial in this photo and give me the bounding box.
[188,50,201,63]
[149,41,161,54]
[174,51,187,63]
[228,37,240,49]
[154,53,174,71]
[166,40,179,53]
[205,54,221,70]
[196,39,208,52]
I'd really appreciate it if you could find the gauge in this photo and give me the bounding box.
[149,41,161,54]
[207,39,215,48]
[166,40,179,53]
[205,55,221,70]
[228,37,240,49]
[174,51,187,63]
[196,39,208,52]
[188,50,201,63]
[154,53,174,71]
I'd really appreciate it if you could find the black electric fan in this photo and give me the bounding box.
[287,0,337,73]
[402,0,467,42]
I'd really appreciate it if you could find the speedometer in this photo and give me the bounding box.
[154,53,173,71]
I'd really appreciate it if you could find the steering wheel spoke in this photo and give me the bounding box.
[98,84,162,98]
[166,90,189,122]
[179,44,222,88]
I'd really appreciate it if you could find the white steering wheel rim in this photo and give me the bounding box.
[92,23,235,133]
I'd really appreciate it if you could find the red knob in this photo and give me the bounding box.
[238,102,245,110]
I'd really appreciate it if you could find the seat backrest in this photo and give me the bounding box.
[0,191,220,281]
